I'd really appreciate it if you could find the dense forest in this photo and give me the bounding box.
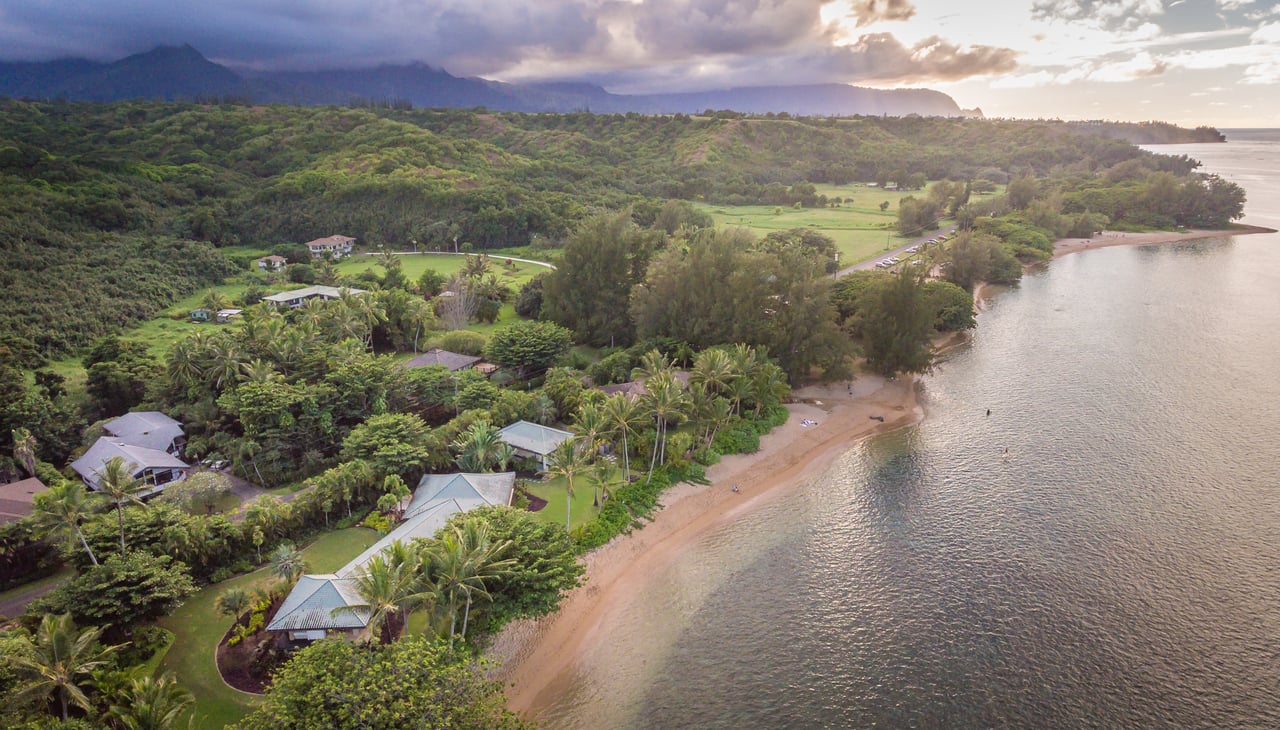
[0,100,1228,361]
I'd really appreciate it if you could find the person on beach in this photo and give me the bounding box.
[986,408,991,416]
[732,484,740,493]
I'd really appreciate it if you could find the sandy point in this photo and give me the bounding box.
[489,374,922,718]
[1050,225,1274,259]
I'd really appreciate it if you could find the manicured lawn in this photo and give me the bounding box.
[334,251,551,290]
[524,473,614,533]
[159,527,379,729]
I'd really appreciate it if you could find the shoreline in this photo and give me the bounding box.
[490,222,1273,721]
[491,375,922,717]
[1049,224,1274,259]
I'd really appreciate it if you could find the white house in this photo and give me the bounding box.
[305,235,356,260]
[256,255,288,272]
[266,472,515,643]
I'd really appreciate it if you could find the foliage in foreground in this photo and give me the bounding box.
[232,637,532,730]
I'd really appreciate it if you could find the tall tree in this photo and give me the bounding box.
[601,394,643,479]
[424,519,515,646]
[32,481,105,567]
[542,211,662,347]
[334,549,419,645]
[96,456,149,554]
[546,439,589,534]
[12,426,36,478]
[860,269,935,376]
[11,612,122,720]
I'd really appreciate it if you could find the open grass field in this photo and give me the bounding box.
[159,526,380,729]
[334,251,552,290]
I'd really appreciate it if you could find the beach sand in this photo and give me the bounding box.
[1051,225,1273,259]
[491,374,922,717]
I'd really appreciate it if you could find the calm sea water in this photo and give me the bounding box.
[538,132,1280,729]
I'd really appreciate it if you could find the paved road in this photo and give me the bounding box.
[0,576,65,619]
[836,225,953,277]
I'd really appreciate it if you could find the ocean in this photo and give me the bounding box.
[535,131,1280,728]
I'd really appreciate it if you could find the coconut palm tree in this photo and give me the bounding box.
[200,289,232,314]
[107,671,194,730]
[690,348,736,397]
[164,337,204,392]
[268,542,307,585]
[12,612,122,720]
[451,421,504,472]
[572,402,607,505]
[424,519,514,646]
[642,373,687,483]
[602,394,642,480]
[239,358,282,384]
[547,438,589,534]
[630,348,673,383]
[216,587,254,628]
[333,549,419,644]
[12,426,37,478]
[97,456,150,554]
[33,482,104,566]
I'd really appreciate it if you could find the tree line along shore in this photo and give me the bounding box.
[0,100,1249,728]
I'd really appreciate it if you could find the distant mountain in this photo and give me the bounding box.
[0,45,979,118]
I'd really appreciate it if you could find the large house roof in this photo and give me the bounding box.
[0,477,47,524]
[264,574,369,632]
[497,421,574,457]
[305,235,356,249]
[103,411,183,453]
[69,438,189,493]
[262,285,367,303]
[401,348,481,372]
[269,472,515,632]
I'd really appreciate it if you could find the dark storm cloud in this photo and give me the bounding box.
[0,0,1016,90]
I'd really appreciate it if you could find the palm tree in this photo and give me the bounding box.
[107,671,194,730]
[593,456,616,504]
[333,549,419,644]
[751,362,790,415]
[642,373,688,483]
[494,443,518,472]
[97,456,150,554]
[32,481,104,566]
[268,542,307,585]
[630,348,673,383]
[239,358,282,384]
[691,348,736,397]
[424,519,514,646]
[164,337,204,392]
[12,426,37,478]
[215,587,253,628]
[572,402,607,505]
[602,394,642,480]
[451,421,504,472]
[547,438,589,534]
[12,612,122,720]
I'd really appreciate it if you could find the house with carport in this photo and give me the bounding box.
[496,420,574,471]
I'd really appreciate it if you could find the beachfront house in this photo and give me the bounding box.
[496,421,574,471]
[266,472,515,643]
[305,235,356,260]
[263,285,367,310]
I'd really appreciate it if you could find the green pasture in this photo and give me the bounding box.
[159,527,380,729]
[334,252,552,290]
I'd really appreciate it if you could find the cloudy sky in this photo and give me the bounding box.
[1,0,1276,126]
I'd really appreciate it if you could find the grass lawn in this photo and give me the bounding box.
[698,181,970,266]
[159,526,380,729]
[334,252,551,290]
[524,473,613,533]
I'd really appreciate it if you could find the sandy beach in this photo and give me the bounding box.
[491,374,922,716]
[1051,225,1274,259]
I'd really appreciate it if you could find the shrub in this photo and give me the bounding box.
[436,330,488,356]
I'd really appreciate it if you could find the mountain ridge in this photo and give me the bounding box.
[0,45,980,118]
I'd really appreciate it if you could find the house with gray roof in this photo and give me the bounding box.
[70,438,190,498]
[102,411,185,455]
[263,285,367,309]
[267,472,514,643]
[497,420,574,471]
[400,348,481,372]
[0,477,48,525]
